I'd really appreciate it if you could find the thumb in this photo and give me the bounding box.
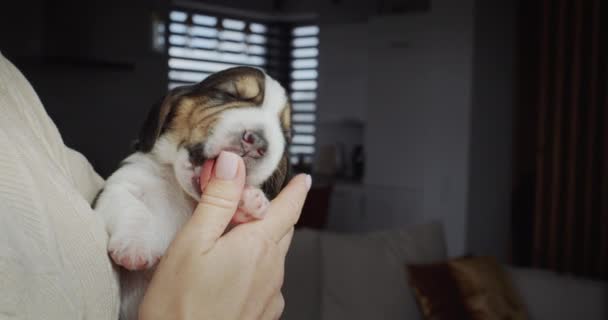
[184,151,246,244]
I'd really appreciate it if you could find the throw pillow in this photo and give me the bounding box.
[407,256,528,320]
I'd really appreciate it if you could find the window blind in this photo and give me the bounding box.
[289,25,319,165]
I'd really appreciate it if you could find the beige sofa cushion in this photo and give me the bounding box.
[283,228,323,320]
[320,222,447,320]
[509,267,608,320]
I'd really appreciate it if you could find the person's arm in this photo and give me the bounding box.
[139,151,311,320]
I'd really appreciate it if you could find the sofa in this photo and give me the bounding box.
[282,223,608,320]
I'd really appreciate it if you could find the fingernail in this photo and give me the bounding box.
[304,174,312,190]
[215,151,239,180]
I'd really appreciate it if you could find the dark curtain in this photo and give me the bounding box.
[512,0,608,279]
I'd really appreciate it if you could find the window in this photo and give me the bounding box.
[289,25,319,165]
[167,8,318,166]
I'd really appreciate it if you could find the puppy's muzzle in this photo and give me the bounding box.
[187,130,268,167]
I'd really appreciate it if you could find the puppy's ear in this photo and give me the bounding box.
[280,103,292,142]
[203,66,265,103]
[261,154,291,199]
[134,85,192,152]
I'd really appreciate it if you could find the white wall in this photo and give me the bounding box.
[284,0,374,22]
[317,23,368,124]
[420,0,477,257]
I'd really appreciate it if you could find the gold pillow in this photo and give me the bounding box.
[407,256,528,320]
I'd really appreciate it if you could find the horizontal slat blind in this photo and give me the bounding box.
[289,25,319,165]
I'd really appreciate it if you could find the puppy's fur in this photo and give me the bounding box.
[94,67,291,320]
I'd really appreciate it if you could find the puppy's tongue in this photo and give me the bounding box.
[198,159,215,193]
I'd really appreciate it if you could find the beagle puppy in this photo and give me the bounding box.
[94,66,291,320]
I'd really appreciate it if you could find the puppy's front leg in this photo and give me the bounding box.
[96,184,165,270]
[232,186,270,223]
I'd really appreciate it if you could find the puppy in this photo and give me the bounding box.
[94,67,292,320]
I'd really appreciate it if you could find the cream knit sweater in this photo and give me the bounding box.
[0,53,120,319]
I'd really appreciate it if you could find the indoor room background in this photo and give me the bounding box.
[1,0,606,284]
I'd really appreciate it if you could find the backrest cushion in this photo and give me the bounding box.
[508,267,608,320]
[320,222,447,320]
[283,228,323,320]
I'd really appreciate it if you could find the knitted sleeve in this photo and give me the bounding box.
[0,52,119,319]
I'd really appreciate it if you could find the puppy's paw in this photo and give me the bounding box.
[231,209,254,224]
[110,250,160,271]
[108,232,161,271]
[237,187,270,220]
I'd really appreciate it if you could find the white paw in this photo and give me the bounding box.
[238,187,270,220]
[107,230,162,271]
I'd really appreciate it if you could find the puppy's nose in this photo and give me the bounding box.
[242,130,267,157]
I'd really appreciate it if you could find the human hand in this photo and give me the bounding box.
[139,151,311,320]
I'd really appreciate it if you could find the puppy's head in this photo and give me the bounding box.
[135,67,291,201]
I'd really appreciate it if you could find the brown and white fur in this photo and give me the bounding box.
[93,67,291,320]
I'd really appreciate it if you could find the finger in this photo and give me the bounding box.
[278,227,294,258]
[259,293,285,320]
[257,174,311,243]
[184,151,246,243]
